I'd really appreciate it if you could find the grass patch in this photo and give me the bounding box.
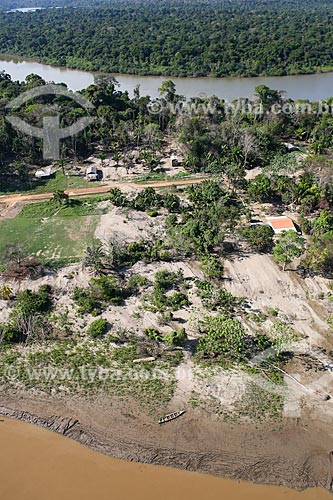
[0,198,104,263]
[0,339,176,411]
[0,172,102,196]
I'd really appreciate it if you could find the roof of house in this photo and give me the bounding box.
[266,216,295,230]
[35,167,51,178]
[86,166,97,175]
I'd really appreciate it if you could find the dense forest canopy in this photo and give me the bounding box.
[1,0,333,77]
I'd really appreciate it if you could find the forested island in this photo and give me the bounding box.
[1,0,333,78]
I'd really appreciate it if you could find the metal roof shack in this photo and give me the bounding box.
[35,167,52,179]
[266,216,297,235]
[170,155,179,166]
[86,166,98,181]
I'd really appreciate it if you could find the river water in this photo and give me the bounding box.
[2,55,333,101]
[0,417,330,500]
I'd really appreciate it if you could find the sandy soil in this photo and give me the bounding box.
[224,253,331,345]
[94,205,166,244]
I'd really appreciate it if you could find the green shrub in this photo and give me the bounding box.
[72,287,102,315]
[154,269,184,291]
[240,225,274,252]
[127,274,149,293]
[200,256,224,280]
[165,292,189,310]
[15,285,52,316]
[87,318,109,338]
[196,280,242,312]
[164,327,187,346]
[144,328,163,341]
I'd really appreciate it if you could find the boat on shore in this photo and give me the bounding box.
[158,410,185,424]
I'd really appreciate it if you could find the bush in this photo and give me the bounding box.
[132,187,163,211]
[196,315,246,363]
[108,188,129,207]
[127,274,149,293]
[154,269,184,291]
[196,281,242,312]
[200,256,224,280]
[15,285,52,316]
[72,287,102,315]
[164,327,187,346]
[87,318,109,338]
[144,327,163,341]
[240,225,274,252]
[165,292,189,310]
[90,275,125,305]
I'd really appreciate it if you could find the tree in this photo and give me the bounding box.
[52,190,69,206]
[303,234,333,276]
[247,174,273,202]
[83,244,106,275]
[55,158,67,175]
[5,285,53,343]
[112,152,121,174]
[240,225,274,253]
[188,181,228,208]
[159,80,184,104]
[140,149,157,172]
[98,152,107,168]
[273,231,305,271]
[254,85,281,113]
[312,209,333,235]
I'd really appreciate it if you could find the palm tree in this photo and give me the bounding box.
[112,152,121,175]
[141,149,157,172]
[98,152,107,168]
[55,158,67,175]
[52,190,69,206]
[83,244,105,275]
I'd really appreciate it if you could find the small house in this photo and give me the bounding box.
[266,216,297,235]
[35,167,52,179]
[86,166,98,181]
[171,155,179,167]
[284,142,300,152]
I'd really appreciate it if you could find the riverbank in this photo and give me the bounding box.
[3,53,333,100]
[1,416,330,500]
[2,52,333,80]
[1,389,333,492]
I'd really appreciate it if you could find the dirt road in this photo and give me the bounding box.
[0,177,210,206]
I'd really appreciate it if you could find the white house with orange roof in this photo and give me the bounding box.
[266,216,297,235]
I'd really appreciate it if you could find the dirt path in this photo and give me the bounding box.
[0,201,24,219]
[0,177,210,207]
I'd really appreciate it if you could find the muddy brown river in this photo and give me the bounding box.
[0,417,330,500]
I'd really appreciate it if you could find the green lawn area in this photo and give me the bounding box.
[0,197,108,266]
[32,172,102,194]
[0,172,102,196]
